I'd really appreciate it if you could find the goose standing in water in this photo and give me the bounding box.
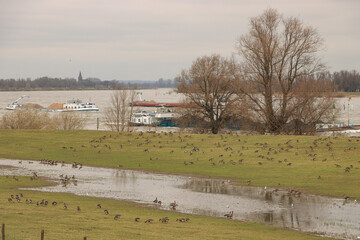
[170,201,178,210]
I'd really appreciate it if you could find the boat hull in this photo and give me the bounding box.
[6,106,18,110]
[57,108,99,112]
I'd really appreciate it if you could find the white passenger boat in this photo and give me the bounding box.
[59,99,99,112]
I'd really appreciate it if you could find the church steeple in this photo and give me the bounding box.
[78,71,83,82]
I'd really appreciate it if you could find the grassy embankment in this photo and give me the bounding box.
[332,91,360,98]
[0,129,358,239]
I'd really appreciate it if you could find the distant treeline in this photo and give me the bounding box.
[0,77,176,91]
[1,71,359,91]
[333,70,360,92]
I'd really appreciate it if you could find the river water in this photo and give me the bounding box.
[0,89,360,132]
[1,159,359,240]
[0,89,182,130]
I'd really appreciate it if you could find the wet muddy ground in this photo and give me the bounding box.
[1,159,359,239]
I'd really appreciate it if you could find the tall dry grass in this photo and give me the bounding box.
[0,110,86,130]
[0,109,50,129]
[50,112,87,130]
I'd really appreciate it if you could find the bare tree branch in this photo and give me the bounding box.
[104,86,135,132]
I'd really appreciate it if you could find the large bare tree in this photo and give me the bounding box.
[236,8,329,133]
[104,86,136,132]
[176,54,240,134]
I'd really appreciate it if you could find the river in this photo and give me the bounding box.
[0,89,360,132]
[0,159,359,240]
[0,89,182,130]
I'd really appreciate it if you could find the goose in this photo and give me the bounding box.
[224,211,233,219]
[159,217,169,223]
[170,201,178,210]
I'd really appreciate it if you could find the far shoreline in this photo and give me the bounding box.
[1,89,360,98]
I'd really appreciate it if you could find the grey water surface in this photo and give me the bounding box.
[1,89,360,134]
[1,159,359,239]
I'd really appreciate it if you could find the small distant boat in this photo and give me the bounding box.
[58,99,99,112]
[129,107,179,127]
[130,111,156,126]
[130,92,182,108]
[155,107,179,127]
[130,101,182,107]
[6,95,30,110]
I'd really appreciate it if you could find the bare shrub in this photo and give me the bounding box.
[50,112,87,130]
[0,109,50,129]
[287,77,337,135]
[104,87,136,132]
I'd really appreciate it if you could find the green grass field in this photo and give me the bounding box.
[0,176,330,240]
[0,129,359,239]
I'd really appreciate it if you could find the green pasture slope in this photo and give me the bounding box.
[1,129,359,199]
[0,129,358,239]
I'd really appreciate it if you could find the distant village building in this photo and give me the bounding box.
[78,71,83,82]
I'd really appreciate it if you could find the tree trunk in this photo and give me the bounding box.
[211,122,221,134]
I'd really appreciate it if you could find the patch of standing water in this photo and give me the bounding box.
[1,159,359,240]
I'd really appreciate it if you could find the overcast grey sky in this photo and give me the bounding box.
[0,0,359,80]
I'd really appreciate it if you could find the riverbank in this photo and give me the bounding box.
[331,92,360,98]
[1,88,360,97]
[0,129,359,200]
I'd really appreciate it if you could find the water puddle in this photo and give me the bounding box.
[1,159,359,239]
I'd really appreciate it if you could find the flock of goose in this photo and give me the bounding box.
[6,191,193,224]
[79,133,360,186]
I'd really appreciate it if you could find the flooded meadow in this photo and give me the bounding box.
[1,159,359,239]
